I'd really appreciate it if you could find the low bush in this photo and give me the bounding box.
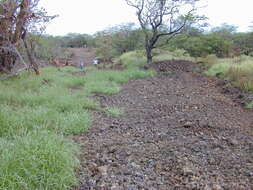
[201,54,218,67]
[153,49,194,62]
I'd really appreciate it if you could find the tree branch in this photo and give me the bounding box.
[0,66,29,81]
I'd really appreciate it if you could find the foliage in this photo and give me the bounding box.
[201,54,218,67]
[167,33,233,57]
[60,33,94,48]
[94,23,144,59]
[27,35,64,61]
[233,32,253,55]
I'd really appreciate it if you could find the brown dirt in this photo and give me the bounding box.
[74,60,253,190]
[68,48,96,66]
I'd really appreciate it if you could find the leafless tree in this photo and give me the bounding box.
[125,0,200,64]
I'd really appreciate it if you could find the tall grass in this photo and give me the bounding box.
[153,49,194,62]
[205,56,253,93]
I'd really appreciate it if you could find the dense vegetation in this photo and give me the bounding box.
[35,23,253,62]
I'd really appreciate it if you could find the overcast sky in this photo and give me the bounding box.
[39,0,253,36]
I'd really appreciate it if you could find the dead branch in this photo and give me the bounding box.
[0,66,30,81]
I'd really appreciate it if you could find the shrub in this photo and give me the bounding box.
[153,49,193,62]
[205,62,231,77]
[201,54,218,67]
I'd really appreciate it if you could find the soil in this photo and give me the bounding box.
[67,48,124,70]
[74,60,253,190]
[68,48,96,66]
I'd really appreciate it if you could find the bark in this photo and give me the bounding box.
[0,0,30,72]
[13,0,29,44]
[0,47,17,72]
[23,39,40,75]
[146,46,153,64]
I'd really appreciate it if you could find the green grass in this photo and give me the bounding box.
[153,49,194,62]
[204,62,231,77]
[205,56,253,108]
[105,107,124,117]
[205,56,253,90]
[0,51,154,189]
[0,131,79,190]
[246,102,253,109]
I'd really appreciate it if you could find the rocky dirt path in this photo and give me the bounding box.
[75,61,253,190]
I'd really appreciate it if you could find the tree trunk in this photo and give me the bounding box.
[146,46,153,64]
[23,39,40,75]
[0,48,17,73]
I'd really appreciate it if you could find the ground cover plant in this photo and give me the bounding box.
[0,51,154,190]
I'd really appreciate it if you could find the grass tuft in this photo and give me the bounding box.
[105,107,124,117]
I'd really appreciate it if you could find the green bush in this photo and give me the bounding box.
[201,54,218,67]
[153,49,194,62]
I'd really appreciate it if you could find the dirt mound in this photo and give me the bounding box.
[150,60,198,73]
[75,60,253,190]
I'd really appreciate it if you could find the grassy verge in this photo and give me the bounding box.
[0,51,154,189]
[205,55,253,107]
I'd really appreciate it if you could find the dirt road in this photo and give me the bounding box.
[68,48,96,66]
[75,61,253,190]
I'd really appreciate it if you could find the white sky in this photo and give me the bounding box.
[39,0,253,36]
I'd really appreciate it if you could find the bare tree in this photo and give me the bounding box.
[125,0,200,64]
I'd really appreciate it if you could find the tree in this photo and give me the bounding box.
[111,23,144,55]
[125,0,201,64]
[0,0,54,75]
[94,23,144,58]
[211,23,237,39]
